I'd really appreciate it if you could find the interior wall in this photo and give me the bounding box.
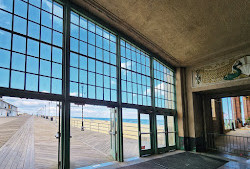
[183,49,250,152]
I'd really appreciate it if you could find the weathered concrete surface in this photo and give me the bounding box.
[71,0,250,66]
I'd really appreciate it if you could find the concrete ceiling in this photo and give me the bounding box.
[72,0,250,67]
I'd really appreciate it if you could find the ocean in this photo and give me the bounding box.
[72,117,164,125]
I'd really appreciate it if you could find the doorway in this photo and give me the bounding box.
[70,104,120,168]
[0,96,61,168]
[122,108,139,159]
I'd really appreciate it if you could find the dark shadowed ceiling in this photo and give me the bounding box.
[71,0,250,67]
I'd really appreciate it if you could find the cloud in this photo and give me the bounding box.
[121,61,132,70]
[70,92,78,96]
[2,97,140,119]
[2,97,59,116]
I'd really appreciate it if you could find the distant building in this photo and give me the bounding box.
[0,99,18,117]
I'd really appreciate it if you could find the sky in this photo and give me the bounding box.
[2,96,138,119]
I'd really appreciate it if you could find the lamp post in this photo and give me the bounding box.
[81,85,84,131]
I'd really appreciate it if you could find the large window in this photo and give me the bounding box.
[154,60,175,109]
[69,11,117,102]
[0,0,63,94]
[120,39,151,106]
[0,1,176,109]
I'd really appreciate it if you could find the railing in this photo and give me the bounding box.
[71,120,110,134]
[207,133,250,157]
[71,119,150,140]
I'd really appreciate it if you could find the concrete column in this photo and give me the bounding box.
[175,67,185,149]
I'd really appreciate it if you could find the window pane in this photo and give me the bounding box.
[30,0,40,8]
[0,49,10,68]
[70,52,78,67]
[79,41,87,55]
[53,31,62,47]
[0,30,11,50]
[28,21,40,39]
[41,26,52,43]
[26,74,38,91]
[104,88,110,101]
[0,0,13,12]
[70,67,78,82]
[88,85,95,99]
[40,60,51,76]
[42,0,52,13]
[11,71,24,89]
[52,78,62,94]
[27,56,39,74]
[40,43,51,60]
[52,47,62,63]
[79,84,87,97]
[13,34,26,53]
[96,87,103,100]
[53,16,63,32]
[0,10,12,30]
[71,12,79,25]
[0,68,9,87]
[12,52,25,71]
[79,55,87,70]
[14,0,27,18]
[80,17,87,29]
[29,5,40,23]
[88,72,95,85]
[52,63,62,79]
[39,76,50,93]
[79,70,87,84]
[80,28,87,42]
[53,2,63,18]
[70,82,78,96]
[27,39,39,57]
[41,11,52,28]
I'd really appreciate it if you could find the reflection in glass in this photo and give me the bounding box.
[140,114,151,150]
[157,115,166,148]
[167,116,175,146]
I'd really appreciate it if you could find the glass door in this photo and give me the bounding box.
[167,116,176,150]
[156,115,167,153]
[56,102,62,168]
[138,112,153,156]
[110,108,117,160]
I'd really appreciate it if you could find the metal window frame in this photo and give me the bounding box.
[0,0,178,168]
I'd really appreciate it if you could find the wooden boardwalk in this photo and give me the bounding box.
[0,116,34,169]
[34,117,58,169]
[0,116,140,169]
[0,116,30,149]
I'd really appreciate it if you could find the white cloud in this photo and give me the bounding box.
[121,61,132,69]
[2,97,139,119]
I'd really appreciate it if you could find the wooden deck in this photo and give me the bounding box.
[0,116,139,169]
[0,115,34,169]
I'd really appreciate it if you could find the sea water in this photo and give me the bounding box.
[72,117,165,125]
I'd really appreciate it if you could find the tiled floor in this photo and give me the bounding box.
[205,152,250,169]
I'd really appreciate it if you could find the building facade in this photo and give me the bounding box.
[0,99,18,117]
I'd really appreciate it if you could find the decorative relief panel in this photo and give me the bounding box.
[192,55,250,87]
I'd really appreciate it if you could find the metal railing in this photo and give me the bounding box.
[71,119,151,139]
[71,120,110,133]
[207,133,250,157]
